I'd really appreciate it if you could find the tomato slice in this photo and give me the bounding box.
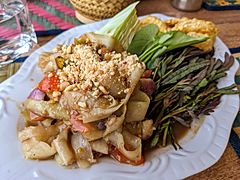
[38,72,60,93]
[110,146,144,166]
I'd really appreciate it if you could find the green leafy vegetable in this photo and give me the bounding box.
[161,61,209,85]
[165,31,208,50]
[149,32,208,62]
[128,24,159,55]
[129,27,208,67]
[95,1,140,50]
[142,32,208,66]
[146,48,240,149]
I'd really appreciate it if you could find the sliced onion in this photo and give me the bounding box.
[28,88,45,101]
[71,132,95,163]
[140,78,156,96]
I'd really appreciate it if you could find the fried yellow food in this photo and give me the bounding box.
[140,16,219,51]
[165,17,218,35]
[140,16,168,32]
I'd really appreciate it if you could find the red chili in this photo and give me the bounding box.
[38,72,60,93]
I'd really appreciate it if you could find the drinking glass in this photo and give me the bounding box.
[0,0,37,82]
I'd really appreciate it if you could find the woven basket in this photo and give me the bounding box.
[69,0,135,23]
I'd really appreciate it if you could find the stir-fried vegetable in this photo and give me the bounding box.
[23,99,69,120]
[53,129,75,166]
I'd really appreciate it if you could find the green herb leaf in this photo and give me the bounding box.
[161,61,209,85]
[165,31,208,51]
[150,132,160,147]
[157,32,174,44]
[128,24,159,55]
[198,78,208,88]
[140,33,173,61]
[138,31,208,65]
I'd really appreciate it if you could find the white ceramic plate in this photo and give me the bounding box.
[0,14,239,180]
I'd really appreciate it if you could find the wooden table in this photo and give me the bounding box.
[37,0,240,179]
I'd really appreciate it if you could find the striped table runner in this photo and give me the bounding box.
[0,0,82,40]
[28,0,82,35]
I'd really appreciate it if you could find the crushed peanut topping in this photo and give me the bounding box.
[55,44,145,97]
[78,101,87,108]
[52,91,61,98]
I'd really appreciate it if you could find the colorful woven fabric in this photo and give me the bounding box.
[27,0,82,35]
[204,0,240,10]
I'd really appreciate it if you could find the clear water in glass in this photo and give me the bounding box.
[0,0,37,66]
